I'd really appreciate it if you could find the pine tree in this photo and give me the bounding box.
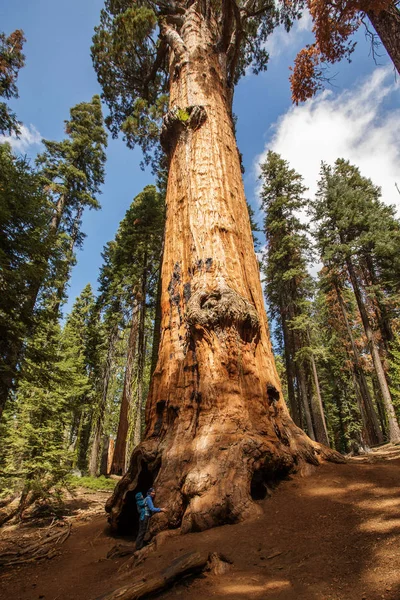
[260,150,329,445]
[312,283,366,453]
[91,185,165,476]
[0,29,25,135]
[0,143,52,419]
[317,265,383,448]
[312,159,400,442]
[0,97,107,415]
[36,95,108,315]
[61,284,103,472]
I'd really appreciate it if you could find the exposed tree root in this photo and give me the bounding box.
[0,520,71,567]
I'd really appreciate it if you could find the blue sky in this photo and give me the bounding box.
[2,1,399,315]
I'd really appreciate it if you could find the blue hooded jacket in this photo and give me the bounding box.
[135,492,146,521]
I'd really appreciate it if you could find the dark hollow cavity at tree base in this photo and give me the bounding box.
[106,433,344,537]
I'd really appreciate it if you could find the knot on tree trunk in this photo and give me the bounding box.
[185,286,260,342]
[160,105,207,153]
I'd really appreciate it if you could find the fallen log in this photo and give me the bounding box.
[95,551,211,600]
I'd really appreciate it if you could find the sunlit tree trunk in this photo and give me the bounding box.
[107,6,341,534]
[110,301,139,476]
[309,352,330,446]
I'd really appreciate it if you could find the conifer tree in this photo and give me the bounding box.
[312,283,366,453]
[260,150,329,445]
[312,159,400,443]
[0,97,107,415]
[0,144,52,419]
[92,185,165,476]
[0,29,25,135]
[317,266,383,447]
[62,284,103,472]
[36,95,107,314]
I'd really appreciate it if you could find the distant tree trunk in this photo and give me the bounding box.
[372,376,388,440]
[367,4,400,76]
[106,6,341,533]
[88,326,118,477]
[110,301,139,476]
[362,252,393,353]
[345,256,400,442]
[309,352,330,446]
[334,282,383,446]
[281,317,301,427]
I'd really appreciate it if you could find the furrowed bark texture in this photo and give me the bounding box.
[367,5,400,76]
[106,6,342,535]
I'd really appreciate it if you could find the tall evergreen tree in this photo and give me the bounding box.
[89,185,165,476]
[260,150,329,445]
[36,95,108,314]
[0,97,107,415]
[0,144,52,419]
[0,29,25,135]
[317,265,383,447]
[61,284,103,472]
[312,159,400,443]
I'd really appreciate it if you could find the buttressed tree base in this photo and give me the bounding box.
[100,1,343,536]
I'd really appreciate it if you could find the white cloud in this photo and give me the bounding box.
[265,10,312,59]
[256,67,400,212]
[1,124,42,153]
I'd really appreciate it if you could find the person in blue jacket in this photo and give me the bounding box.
[135,487,166,550]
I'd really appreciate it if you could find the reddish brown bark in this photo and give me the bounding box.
[106,5,342,535]
[110,302,139,476]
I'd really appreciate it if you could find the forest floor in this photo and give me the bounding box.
[1,444,400,600]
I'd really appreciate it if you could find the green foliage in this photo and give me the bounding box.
[36,95,107,226]
[69,475,116,491]
[0,143,52,410]
[259,150,313,346]
[389,332,400,415]
[91,1,302,168]
[0,318,75,501]
[0,29,25,135]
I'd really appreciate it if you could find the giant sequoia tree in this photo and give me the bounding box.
[92,0,341,535]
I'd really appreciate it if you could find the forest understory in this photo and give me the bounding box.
[1,446,399,600]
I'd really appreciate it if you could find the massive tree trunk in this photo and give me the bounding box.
[106,6,342,535]
[366,4,400,75]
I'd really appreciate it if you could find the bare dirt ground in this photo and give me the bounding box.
[1,445,400,600]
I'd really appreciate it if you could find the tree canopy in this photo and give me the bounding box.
[91,0,303,166]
